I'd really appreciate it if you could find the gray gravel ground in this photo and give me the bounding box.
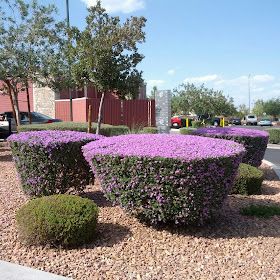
[1,146,280,280]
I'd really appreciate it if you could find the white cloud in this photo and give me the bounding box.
[167,69,175,76]
[147,79,165,87]
[184,74,219,84]
[253,74,274,83]
[81,0,145,13]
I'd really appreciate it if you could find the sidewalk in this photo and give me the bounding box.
[0,261,71,280]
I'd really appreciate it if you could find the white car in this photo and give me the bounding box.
[258,118,272,127]
[242,115,258,126]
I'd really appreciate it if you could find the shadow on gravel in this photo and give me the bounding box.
[154,196,280,239]
[0,153,12,162]
[0,148,10,152]
[86,223,132,248]
[81,190,113,208]
[261,167,279,181]
[262,182,280,195]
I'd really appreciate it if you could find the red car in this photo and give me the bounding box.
[171,116,187,128]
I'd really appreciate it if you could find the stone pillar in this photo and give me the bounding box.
[155,90,171,133]
[33,84,56,118]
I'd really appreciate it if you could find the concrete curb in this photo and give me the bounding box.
[267,144,280,150]
[0,261,72,280]
[262,159,280,179]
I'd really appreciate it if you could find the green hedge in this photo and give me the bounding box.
[191,120,203,128]
[179,128,196,135]
[231,163,264,195]
[16,195,99,247]
[141,127,158,134]
[266,128,280,144]
[18,122,129,137]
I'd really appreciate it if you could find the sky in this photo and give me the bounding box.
[41,0,280,107]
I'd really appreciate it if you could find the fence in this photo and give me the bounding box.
[55,98,155,128]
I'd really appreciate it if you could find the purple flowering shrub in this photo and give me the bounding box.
[193,127,269,167]
[83,134,245,225]
[8,131,103,197]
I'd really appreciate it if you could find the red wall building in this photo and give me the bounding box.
[0,81,33,113]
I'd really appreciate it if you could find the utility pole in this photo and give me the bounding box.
[66,0,73,121]
[248,74,251,113]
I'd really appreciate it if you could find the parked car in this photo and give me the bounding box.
[0,115,11,138]
[0,111,62,132]
[258,118,272,127]
[171,115,187,128]
[242,114,258,126]
[229,117,241,125]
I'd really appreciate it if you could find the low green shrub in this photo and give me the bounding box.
[8,131,103,196]
[141,127,158,134]
[231,163,264,195]
[240,204,280,218]
[179,128,196,135]
[16,195,99,247]
[266,128,280,144]
[191,120,203,128]
[18,122,129,137]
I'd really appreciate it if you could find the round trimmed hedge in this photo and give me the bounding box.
[8,130,103,196]
[231,163,264,195]
[83,134,245,225]
[193,127,269,167]
[16,195,98,247]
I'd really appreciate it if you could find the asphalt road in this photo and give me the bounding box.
[265,148,280,165]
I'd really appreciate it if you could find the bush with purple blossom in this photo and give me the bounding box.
[193,127,269,167]
[83,134,245,225]
[8,131,104,197]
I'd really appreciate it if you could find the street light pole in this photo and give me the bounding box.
[248,74,251,113]
[66,0,73,121]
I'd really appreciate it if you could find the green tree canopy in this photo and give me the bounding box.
[252,99,265,116]
[0,0,67,126]
[263,98,280,118]
[172,83,236,116]
[69,1,146,134]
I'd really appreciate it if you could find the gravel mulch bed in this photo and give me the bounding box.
[1,146,280,280]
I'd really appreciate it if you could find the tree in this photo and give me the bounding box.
[237,104,249,118]
[263,98,280,118]
[0,0,65,127]
[150,86,157,99]
[70,1,146,134]
[172,83,236,116]
[252,99,265,117]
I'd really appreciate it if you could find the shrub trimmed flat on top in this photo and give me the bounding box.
[83,134,245,225]
[193,127,269,167]
[266,128,280,144]
[17,122,129,137]
[231,163,264,195]
[8,130,103,196]
[16,195,99,247]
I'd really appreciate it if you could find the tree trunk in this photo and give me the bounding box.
[96,92,105,135]
[25,82,32,124]
[6,80,19,129]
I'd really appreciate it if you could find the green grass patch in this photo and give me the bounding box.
[240,204,280,218]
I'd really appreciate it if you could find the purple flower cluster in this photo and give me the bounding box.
[83,134,245,225]
[8,130,104,197]
[193,127,269,167]
[193,127,268,138]
[83,134,245,163]
[8,130,102,148]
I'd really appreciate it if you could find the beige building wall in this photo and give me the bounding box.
[32,84,57,118]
